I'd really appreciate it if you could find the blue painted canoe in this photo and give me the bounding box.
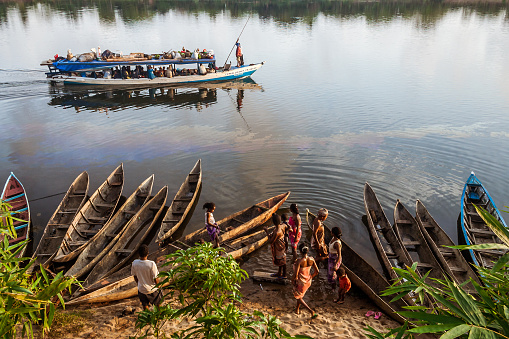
[460,172,508,269]
[1,172,30,257]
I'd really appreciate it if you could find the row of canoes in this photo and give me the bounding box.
[27,160,202,286]
[2,168,506,323]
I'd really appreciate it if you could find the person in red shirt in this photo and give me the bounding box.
[335,267,351,304]
[235,41,244,67]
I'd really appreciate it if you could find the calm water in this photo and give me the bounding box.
[1,0,509,271]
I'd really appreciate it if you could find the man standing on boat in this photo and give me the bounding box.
[236,40,244,67]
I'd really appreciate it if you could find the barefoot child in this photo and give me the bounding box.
[204,202,220,247]
[264,213,287,279]
[293,243,319,318]
[335,267,351,304]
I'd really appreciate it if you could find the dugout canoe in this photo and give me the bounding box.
[64,175,154,279]
[363,183,414,282]
[416,199,481,293]
[156,159,202,244]
[460,172,509,270]
[306,209,408,324]
[394,200,446,288]
[28,171,89,274]
[1,172,30,258]
[53,164,124,263]
[82,186,168,288]
[178,191,291,247]
[67,225,272,305]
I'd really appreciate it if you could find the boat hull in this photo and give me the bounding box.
[1,173,30,258]
[49,63,263,86]
[460,172,508,269]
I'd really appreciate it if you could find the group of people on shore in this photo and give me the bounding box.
[205,202,351,319]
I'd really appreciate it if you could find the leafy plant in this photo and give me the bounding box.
[132,242,312,339]
[0,199,77,339]
[364,205,509,339]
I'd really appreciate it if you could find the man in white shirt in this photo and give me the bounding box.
[131,244,162,310]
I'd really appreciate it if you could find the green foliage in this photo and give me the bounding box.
[365,205,509,339]
[132,242,312,339]
[0,199,77,339]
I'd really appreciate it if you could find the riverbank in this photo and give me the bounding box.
[37,267,398,339]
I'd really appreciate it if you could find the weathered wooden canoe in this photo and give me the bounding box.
[64,175,154,279]
[82,186,168,288]
[416,199,481,293]
[28,171,89,274]
[67,223,272,306]
[1,172,30,258]
[460,172,509,269]
[53,164,124,263]
[394,200,446,288]
[156,159,202,244]
[363,182,414,282]
[306,209,408,324]
[179,191,291,247]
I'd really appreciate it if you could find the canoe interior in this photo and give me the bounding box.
[461,174,508,269]
[82,186,168,287]
[65,175,154,278]
[416,200,480,292]
[2,173,30,256]
[53,164,124,263]
[393,200,445,287]
[305,210,408,323]
[363,183,413,282]
[158,159,202,243]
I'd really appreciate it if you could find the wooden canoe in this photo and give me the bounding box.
[460,172,509,270]
[82,186,168,288]
[363,182,414,282]
[416,199,481,293]
[179,191,291,247]
[156,159,202,244]
[306,209,408,324]
[394,200,446,288]
[28,171,89,274]
[53,164,124,263]
[67,223,272,306]
[1,172,30,258]
[64,175,154,279]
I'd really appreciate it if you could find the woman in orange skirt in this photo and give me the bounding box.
[293,243,319,318]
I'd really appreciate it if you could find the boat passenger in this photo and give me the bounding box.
[264,213,287,279]
[293,243,319,318]
[288,203,302,262]
[147,66,156,80]
[311,208,328,264]
[328,226,342,288]
[104,69,111,79]
[165,65,173,78]
[131,244,162,310]
[334,267,351,304]
[204,202,220,247]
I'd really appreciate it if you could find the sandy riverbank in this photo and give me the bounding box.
[38,264,399,339]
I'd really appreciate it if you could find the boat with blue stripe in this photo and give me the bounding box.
[41,49,264,87]
[1,172,30,257]
[460,172,508,269]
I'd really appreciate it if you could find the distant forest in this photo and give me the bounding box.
[1,0,507,26]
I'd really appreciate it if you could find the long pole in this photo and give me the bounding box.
[223,15,251,68]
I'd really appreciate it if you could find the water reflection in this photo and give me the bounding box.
[47,79,262,113]
[0,0,507,26]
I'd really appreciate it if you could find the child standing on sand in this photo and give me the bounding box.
[204,202,220,247]
[335,267,351,304]
[288,203,302,262]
